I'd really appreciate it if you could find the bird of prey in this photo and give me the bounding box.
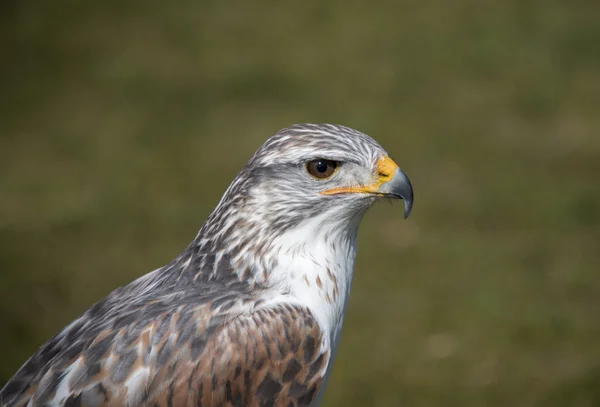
[0,123,413,407]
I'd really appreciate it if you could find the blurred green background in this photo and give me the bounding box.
[1,1,599,405]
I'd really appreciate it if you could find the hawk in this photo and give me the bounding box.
[0,124,413,407]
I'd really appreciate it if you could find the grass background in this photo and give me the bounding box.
[1,1,599,405]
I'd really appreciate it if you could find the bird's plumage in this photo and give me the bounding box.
[0,124,413,407]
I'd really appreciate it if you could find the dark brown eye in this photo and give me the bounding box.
[306,159,338,179]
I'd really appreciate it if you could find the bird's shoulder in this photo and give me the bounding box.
[1,268,330,407]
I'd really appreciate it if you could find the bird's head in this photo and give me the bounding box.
[197,124,413,263]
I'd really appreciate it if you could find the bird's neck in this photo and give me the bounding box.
[192,204,363,323]
[264,211,364,337]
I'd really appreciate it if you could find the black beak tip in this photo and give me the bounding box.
[404,198,413,219]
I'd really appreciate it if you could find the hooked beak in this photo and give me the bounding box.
[376,166,414,219]
[321,156,414,219]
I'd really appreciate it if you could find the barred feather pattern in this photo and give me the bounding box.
[0,270,329,406]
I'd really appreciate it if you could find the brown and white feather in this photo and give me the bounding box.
[1,123,413,407]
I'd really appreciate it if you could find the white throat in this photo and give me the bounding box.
[267,210,363,350]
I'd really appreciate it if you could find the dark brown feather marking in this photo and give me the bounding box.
[178,304,329,407]
[2,297,329,407]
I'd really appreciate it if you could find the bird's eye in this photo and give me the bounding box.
[306,159,338,179]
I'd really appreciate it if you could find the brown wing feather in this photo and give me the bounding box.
[162,302,329,407]
[1,301,328,407]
